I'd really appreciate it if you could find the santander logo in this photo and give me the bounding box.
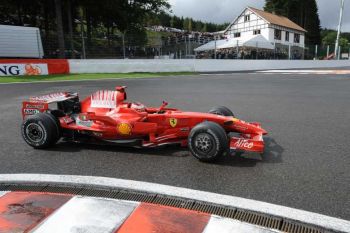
[235,139,254,149]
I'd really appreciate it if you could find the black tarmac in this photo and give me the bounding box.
[0,72,349,220]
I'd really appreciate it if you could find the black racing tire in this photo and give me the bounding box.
[21,113,60,149]
[209,106,235,117]
[188,121,228,162]
[47,111,62,142]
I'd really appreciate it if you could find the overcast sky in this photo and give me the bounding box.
[168,0,350,31]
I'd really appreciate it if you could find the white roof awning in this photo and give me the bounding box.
[194,34,275,52]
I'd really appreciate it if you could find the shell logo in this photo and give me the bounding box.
[232,117,239,122]
[117,123,132,135]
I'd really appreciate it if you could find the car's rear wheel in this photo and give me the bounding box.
[21,113,60,149]
[188,121,228,162]
[209,106,235,117]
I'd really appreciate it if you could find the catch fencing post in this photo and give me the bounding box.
[188,34,191,56]
[214,36,217,59]
[122,33,126,59]
[36,29,41,58]
[288,44,291,60]
[81,20,86,59]
[184,36,187,57]
[327,45,330,57]
[315,44,318,59]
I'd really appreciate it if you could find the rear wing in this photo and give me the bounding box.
[22,92,78,119]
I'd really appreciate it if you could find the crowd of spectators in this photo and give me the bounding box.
[196,48,302,60]
[147,25,304,60]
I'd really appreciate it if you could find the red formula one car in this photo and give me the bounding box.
[21,86,267,162]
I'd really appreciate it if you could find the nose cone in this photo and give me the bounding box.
[260,128,268,135]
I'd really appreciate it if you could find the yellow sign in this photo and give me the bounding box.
[117,123,132,135]
[169,118,178,127]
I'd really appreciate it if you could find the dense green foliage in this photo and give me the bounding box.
[0,0,228,58]
[146,12,229,32]
[264,0,321,46]
[0,0,171,57]
[1,0,347,58]
[321,29,349,52]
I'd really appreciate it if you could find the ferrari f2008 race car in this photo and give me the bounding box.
[21,86,267,162]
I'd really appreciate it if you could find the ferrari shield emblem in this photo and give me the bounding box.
[169,118,178,128]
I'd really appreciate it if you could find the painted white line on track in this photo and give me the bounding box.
[258,69,350,75]
[203,215,281,233]
[31,196,139,233]
[200,73,255,76]
[200,73,236,76]
[0,174,349,233]
[0,191,9,198]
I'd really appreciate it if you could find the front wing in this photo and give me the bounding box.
[230,134,264,154]
[229,121,265,154]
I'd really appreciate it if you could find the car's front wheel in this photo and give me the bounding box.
[188,121,228,162]
[21,113,60,149]
[209,106,235,117]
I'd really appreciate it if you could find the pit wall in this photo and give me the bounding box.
[0,59,349,76]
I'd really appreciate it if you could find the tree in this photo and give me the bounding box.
[264,0,321,46]
[183,17,189,31]
[54,0,65,58]
[66,0,75,58]
[339,38,349,50]
[321,29,350,57]
[264,0,288,15]
[188,18,192,31]
[194,21,202,32]
[201,23,207,32]
[170,16,175,28]
[322,31,337,45]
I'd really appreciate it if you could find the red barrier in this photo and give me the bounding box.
[0,59,69,75]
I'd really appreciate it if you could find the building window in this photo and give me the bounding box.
[285,31,289,41]
[274,29,281,40]
[234,32,241,38]
[244,15,250,22]
[253,30,261,35]
[294,33,300,43]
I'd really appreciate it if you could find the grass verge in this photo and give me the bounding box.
[0,72,195,83]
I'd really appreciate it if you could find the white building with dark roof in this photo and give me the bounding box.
[195,7,307,59]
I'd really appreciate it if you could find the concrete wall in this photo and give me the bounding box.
[69,59,195,73]
[69,59,350,74]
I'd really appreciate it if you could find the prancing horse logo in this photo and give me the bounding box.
[169,118,177,128]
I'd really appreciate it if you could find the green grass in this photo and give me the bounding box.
[0,72,195,83]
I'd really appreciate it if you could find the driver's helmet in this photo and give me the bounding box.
[131,102,146,112]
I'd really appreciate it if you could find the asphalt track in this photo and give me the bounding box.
[0,72,349,220]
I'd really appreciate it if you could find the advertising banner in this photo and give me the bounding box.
[0,63,48,76]
[0,59,69,76]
